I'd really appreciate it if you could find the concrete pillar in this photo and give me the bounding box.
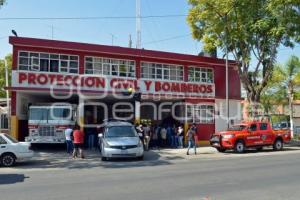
[78,98,85,132]
[135,101,140,124]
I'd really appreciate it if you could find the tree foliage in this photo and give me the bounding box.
[262,55,300,112]
[0,54,12,98]
[187,0,300,103]
[0,0,6,8]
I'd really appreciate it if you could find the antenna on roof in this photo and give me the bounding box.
[129,34,132,48]
[136,0,141,49]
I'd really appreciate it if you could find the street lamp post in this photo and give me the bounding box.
[4,59,10,130]
[288,89,294,138]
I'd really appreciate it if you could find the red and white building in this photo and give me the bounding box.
[8,36,242,144]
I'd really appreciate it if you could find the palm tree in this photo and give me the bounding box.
[271,56,300,138]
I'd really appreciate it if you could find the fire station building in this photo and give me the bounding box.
[8,36,242,144]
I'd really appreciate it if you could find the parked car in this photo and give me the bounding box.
[210,121,291,153]
[0,133,34,167]
[98,120,144,161]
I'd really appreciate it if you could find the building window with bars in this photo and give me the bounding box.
[188,67,213,83]
[0,114,8,130]
[141,62,184,81]
[18,51,79,74]
[85,57,135,77]
[186,104,214,124]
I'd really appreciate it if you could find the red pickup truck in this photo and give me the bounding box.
[210,121,291,153]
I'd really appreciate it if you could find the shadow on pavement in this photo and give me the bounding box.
[0,174,29,185]
[222,146,300,155]
[13,148,184,170]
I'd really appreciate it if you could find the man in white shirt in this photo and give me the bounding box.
[64,125,73,154]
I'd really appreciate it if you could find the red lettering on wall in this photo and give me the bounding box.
[144,81,152,91]
[162,82,170,91]
[19,72,27,84]
[64,75,72,86]
[28,73,36,84]
[37,74,48,85]
[206,85,213,93]
[171,82,180,92]
[56,75,63,86]
[95,78,105,88]
[85,77,95,87]
[48,74,56,84]
[155,82,161,92]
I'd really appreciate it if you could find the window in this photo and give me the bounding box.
[260,123,268,131]
[188,67,213,83]
[85,57,135,77]
[141,62,183,81]
[0,114,8,129]
[106,126,137,138]
[4,134,18,143]
[18,51,79,74]
[0,136,7,144]
[249,124,257,131]
[186,104,214,124]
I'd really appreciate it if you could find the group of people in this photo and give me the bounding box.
[135,123,199,155]
[64,125,85,159]
[64,122,199,157]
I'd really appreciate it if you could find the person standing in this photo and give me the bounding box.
[160,127,167,147]
[177,125,184,148]
[143,124,151,151]
[156,125,162,148]
[64,125,73,155]
[72,125,85,159]
[96,126,103,152]
[186,127,196,155]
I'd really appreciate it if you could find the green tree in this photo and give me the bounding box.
[0,0,6,8]
[0,54,12,97]
[187,0,300,103]
[268,56,300,137]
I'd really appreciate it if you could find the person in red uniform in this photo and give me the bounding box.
[72,125,85,159]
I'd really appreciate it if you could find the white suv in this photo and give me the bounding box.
[0,133,34,167]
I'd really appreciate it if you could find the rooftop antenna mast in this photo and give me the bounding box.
[136,0,141,49]
[129,34,133,48]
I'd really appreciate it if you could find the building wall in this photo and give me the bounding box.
[9,37,242,141]
[215,99,242,132]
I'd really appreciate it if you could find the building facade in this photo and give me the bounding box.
[8,36,242,144]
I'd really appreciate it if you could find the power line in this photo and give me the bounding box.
[142,33,192,45]
[0,14,187,21]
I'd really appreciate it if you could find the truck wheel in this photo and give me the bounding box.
[273,139,283,151]
[1,153,16,167]
[216,148,226,153]
[234,141,245,153]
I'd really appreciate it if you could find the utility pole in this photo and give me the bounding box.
[129,34,132,48]
[109,33,116,46]
[4,59,10,131]
[51,25,54,39]
[136,0,141,49]
[224,15,229,129]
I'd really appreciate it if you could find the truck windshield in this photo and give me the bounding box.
[29,107,72,120]
[228,125,246,131]
[49,108,71,120]
[106,126,137,138]
[29,108,48,120]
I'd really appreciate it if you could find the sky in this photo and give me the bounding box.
[0,0,299,66]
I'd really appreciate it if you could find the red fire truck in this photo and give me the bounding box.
[25,104,77,144]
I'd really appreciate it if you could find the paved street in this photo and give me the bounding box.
[1,147,300,200]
